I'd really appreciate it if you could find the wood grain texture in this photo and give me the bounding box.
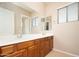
[17,40,34,50]
[0,36,53,57]
[1,45,14,56]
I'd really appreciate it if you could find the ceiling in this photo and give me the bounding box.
[12,2,72,14]
[12,2,36,13]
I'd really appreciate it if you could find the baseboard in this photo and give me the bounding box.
[53,49,79,57]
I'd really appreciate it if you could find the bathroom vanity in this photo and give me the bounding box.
[0,3,53,57]
[0,35,53,57]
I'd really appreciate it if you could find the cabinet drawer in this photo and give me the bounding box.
[17,40,34,50]
[44,40,50,48]
[6,49,26,57]
[1,45,14,56]
[39,48,45,57]
[40,38,46,48]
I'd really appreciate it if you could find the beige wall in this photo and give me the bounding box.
[53,21,79,56]
[46,2,79,56]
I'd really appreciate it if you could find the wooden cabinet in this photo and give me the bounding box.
[27,45,40,57]
[40,48,45,57]
[40,37,51,57]
[44,42,50,55]
[6,49,26,57]
[34,39,40,57]
[0,36,53,57]
[49,36,53,50]
[34,45,40,57]
[0,45,15,56]
[27,46,35,57]
[40,38,45,57]
[17,40,34,50]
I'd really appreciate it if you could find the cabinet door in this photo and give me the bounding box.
[40,38,49,57]
[40,39,45,57]
[27,46,35,57]
[44,48,50,56]
[44,39,50,49]
[45,39,50,54]
[27,45,40,57]
[40,38,45,48]
[49,37,53,50]
[34,45,40,57]
[39,48,45,57]
[39,48,49,57]
[34,39,40,57]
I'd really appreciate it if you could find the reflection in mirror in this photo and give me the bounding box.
[0,7,14,35]
[31,16,42,34]
[32,17,39,27]
[41,16,52,31]
[32,17,36,27]
[40,16,52,35]
[21,15,30,34]
[45,22,49,30]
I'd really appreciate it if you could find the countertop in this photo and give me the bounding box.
[0,34,53,46]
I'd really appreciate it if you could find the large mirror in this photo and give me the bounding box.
[0,7,14,35]
[0,4,41,37]
[0,2,52,38]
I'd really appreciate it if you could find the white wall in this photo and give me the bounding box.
[46,2,79,56]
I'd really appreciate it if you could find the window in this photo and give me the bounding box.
[58,7,67,23]
[68,3,78,21]
[57,2,78,24]
[32,17,36,27]
[32,17,39,27]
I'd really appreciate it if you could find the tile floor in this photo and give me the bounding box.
[46,50,73,57]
